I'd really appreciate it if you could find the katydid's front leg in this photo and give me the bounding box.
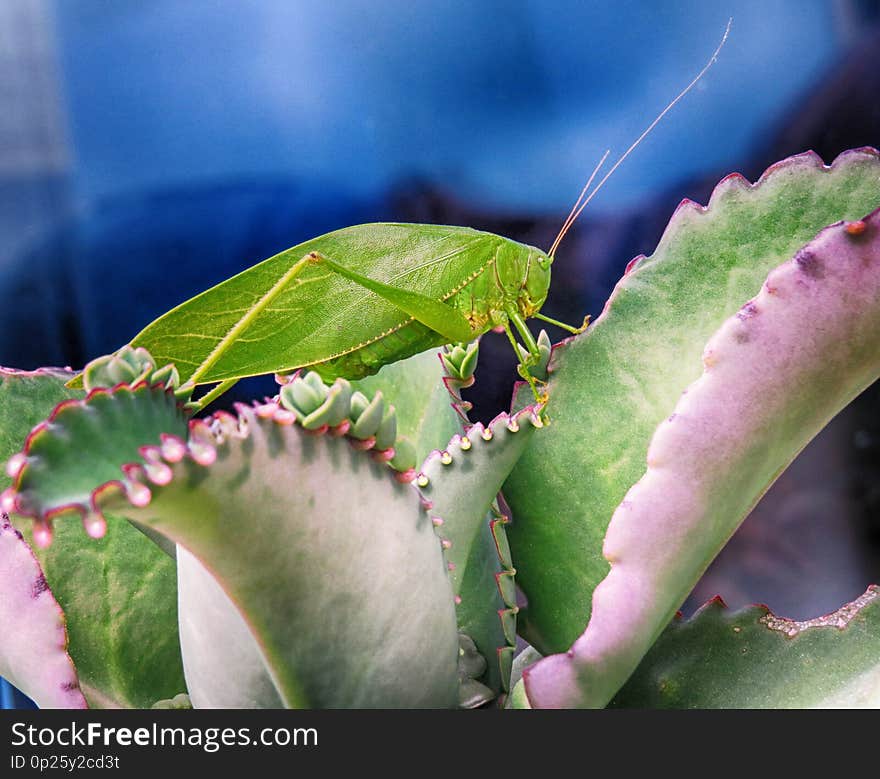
[304,252,476,343]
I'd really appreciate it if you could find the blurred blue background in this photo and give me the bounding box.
[0,0,873,370]
[1,0,879,707]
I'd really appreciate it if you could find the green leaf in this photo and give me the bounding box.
[504,148,880,654]
[0,368,81,492]
[124,407,460,708]
[14,518,186,709]
[506,644,542,709]
[9,384,188,525]
[610,588,880,708]
[522,207,880,708]
[7,380,460,707]
[418,406,541,695]
[0,515,86,708]
[352,346,464,463]
[176,546,284,708]
[0,370,186,708]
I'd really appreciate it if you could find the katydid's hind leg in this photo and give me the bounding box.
[533,311,590,335]
[302,252,475,343]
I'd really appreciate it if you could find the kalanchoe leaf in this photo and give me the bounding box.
[507,678,532,709]
[301,378,352,430]
[349,391,369,421]
[278,371,414,474]
[458,342,480,382]
[440,340,480,383]
[0,369,83,493]
[303,370,327,396]
[83,354,141,390]
[81,347,190,405]
[0,514,86,708]
[504,148,880,655]
[3,383,189,541]
[82,346,155,391]
[438,339,481,420]
[8,388,460,707]
[524,207,880,708]
[389,438,416,474]
[176,546,284,708]
[374,405,397,451]
[352,347,464,464]
[459,678,496,709]
[417,405,540,696]
[440,346,464,376]
[120,405,459,708]
[505,644,542,709]
[284,376,325,417]
[151,693,192,710]
[0,368,185,709]
[350,391,385,440]
[514,330,552,381]
[14,516,186,709]
[457,633,495,709]
[457,633,488,679]
[610,588,880,708]
[150,363,180,391]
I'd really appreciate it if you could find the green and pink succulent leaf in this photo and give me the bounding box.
[0,368,185,708]
[610,587,880,708]
[0,369,83,479]
[523,207,880,708]
[5,376,464,707]
[418,406,541,698]
[504,148,880,654]
[121,405,460,708]
[352,345,467,462]
[3,382,189,541]
[0,514,86,708]
[176,546,284,708]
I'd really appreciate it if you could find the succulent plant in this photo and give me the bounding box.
[0,149,878,709]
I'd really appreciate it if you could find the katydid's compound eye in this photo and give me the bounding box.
[537,256,549,270]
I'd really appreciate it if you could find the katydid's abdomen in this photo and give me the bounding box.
[130,222,552,385]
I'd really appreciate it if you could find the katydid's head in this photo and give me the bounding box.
[523,249,552,313]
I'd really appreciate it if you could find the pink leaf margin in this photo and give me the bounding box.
[0,514,86,708]
[524,207,880,708]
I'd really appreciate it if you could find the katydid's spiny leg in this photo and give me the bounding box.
[305,252,476,343]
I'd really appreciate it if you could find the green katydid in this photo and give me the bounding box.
[86,22,730,411]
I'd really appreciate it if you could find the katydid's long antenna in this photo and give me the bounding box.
[549,149,610,258]
[548,17,732,258]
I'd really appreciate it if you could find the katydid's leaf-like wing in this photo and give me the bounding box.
[0,515,85,708]
[504,148,880,654]
[523,208,880,708]
[129,224,504,384]
[0,369,185,708]
[610,588,880,708]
